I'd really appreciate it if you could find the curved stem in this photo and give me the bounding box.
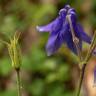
[16,68,21,96]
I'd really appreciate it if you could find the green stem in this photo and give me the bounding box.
[77,64,86,96]
[16,68,21,96]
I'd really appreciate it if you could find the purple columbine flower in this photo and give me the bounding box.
[36,5,91,56]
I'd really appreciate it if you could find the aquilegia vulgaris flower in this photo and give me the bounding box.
[36,5,91,56]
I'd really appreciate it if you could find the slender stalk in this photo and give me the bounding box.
[16,68,21,96]
[77,31,96,96]
[77,64,86,96]
[85,31,96,62]
[67,15,82,62]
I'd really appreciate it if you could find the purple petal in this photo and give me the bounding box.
[37,17,63,33]
[36,18,58,32]
[46,33,63,56]
[77,24,92,44]
[69,11,91,45]
[46,20,69,56]
[66,38,77,54]
[68,8,76,14]
[65,29,82,54]
[37,8,67,33]
[59,20,69,41]
[70,12,77,26]
[59,8,67,18]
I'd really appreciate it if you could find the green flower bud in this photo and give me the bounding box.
[8,32,21,69]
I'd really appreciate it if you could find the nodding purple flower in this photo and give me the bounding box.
[36,5,91,56]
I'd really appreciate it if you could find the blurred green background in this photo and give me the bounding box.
[0,0,96,96]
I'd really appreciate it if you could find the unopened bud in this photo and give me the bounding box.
[8,32,21,69]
